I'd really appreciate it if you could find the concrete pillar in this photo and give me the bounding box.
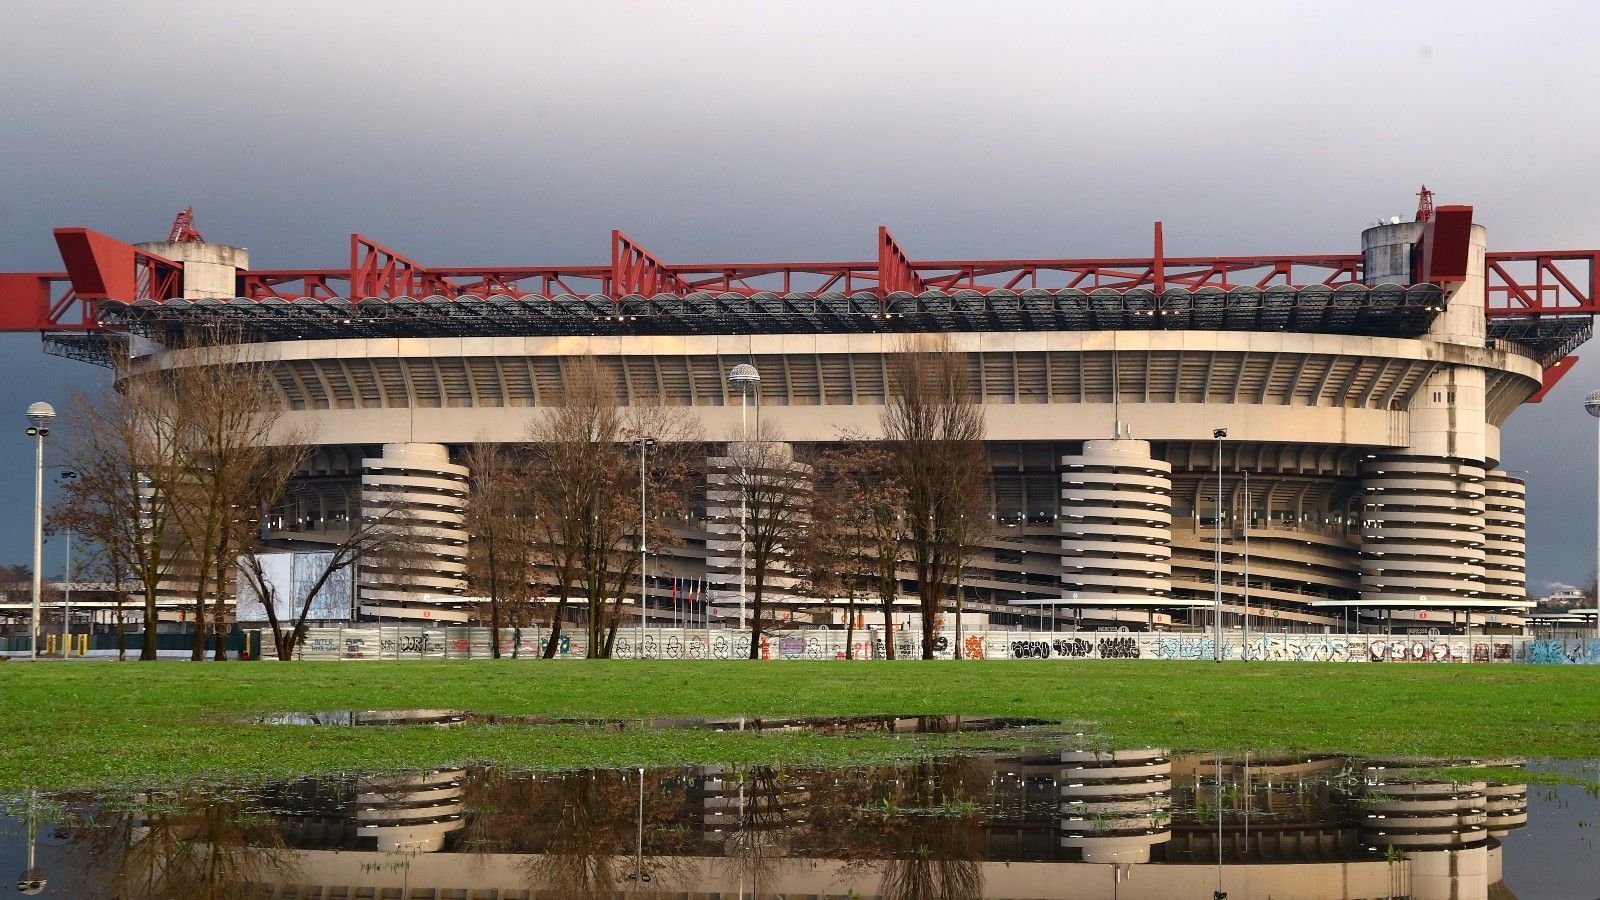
[1060,439,1172,606]
[358,443,469,621]
[135,241,248,299]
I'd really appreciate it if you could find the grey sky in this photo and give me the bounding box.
[2,0,1597,589]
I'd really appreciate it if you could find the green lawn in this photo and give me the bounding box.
[2,659,1597,791]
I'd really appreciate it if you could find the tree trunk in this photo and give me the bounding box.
[115,598,126,662]
[919,580,937,660]
[881,591,896,660]
[953,564,963,661]
[490,601,503,659]
[845,590,856,661]
[747,571,767,660]
[141,587,158,661]
[190,593,207,662]
[542,591,569,659]
[487,540,503,659]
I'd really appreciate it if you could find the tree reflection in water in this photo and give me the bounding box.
[868,757,985,900]
[56,786,294,899]
[457,767,696,897]
[716,764,794,895]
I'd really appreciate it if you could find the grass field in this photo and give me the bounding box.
[2,659,1597,791]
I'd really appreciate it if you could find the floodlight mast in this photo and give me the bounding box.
[1212,427,1228,662]
[25,402,54,659]
[727,365,761,635]
[1585,390,1600,639]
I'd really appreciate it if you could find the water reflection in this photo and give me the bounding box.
[4,749,1587,899]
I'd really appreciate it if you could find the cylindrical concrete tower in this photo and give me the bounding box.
[1059,439,1172,605]
[1479,471,1528,606]
[1359,456,1487,607]
[358,443,469,619]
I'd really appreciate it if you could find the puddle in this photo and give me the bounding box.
[248,709,1057,735]
[4,750,1595,899]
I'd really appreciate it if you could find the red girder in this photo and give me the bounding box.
[0,273,84,331]
[611,230,689,297]
[878,227,925,294]
[349,234,460,298]
[4,220,1599,332]
[1484,250,1600,317]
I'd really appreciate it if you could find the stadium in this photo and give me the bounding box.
[3,192,1595,637]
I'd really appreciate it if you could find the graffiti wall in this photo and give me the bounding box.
[289,627,1590,663]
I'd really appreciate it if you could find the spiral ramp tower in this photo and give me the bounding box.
[358,443,470,622]
[1479,471,1528,606]
[1358,457,1487,610]
[1059,439,1173,614]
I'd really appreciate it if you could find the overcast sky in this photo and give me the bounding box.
[2,0,1597,590]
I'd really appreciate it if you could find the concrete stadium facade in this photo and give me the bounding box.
[92,216,1567,635]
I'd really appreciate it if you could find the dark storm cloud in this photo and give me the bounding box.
[2,0,1597,587]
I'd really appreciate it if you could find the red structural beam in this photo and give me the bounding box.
[4,222,1600,330]
[1484,250,1600,317]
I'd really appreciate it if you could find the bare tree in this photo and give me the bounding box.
[724,424,811,660]
[54,372,188,661]
[525,360,698,659]
[162,342,296,661]
[882,335,990,660]
[526,360,625,658]
[800,438,894,660]
[605,405,699,656]
[238,482,412,662]
[463,442,537,658]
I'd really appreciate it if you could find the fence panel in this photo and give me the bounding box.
[279,627,1596,664]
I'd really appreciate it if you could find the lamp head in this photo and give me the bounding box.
[1212,427,1228,439]
[1585,389,1600,418]
[727,363,761,392]
[26,402,55,430]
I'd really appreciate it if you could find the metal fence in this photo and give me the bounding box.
[288,626,1600,664]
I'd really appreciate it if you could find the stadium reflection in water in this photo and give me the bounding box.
[4,742,1594,899]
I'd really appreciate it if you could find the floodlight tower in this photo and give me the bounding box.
[727,364,761,631]
[25,402,53,658]
[1586,389,1600,638]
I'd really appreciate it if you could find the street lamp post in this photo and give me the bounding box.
[25,402,54,659]
[1242,468,1250,659]
[61,531,72,658]
[727,364,761,633]
[1586,390,1600,639]
[634,437,656,650]
[1212,427,1227,662]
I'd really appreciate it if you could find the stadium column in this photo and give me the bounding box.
[1059,438,1173,618]
[1359,220,1492,619]
[357,443,469,622]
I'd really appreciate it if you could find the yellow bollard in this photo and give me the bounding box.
[77,633,88,656]
[45,634,56,656]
